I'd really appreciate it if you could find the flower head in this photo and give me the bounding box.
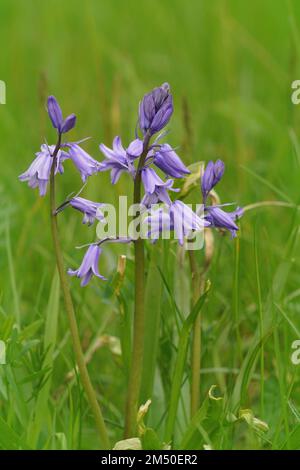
[205,206,243,238]
[69,196,105,226]
[153,144,190,178]
[201,159,225,202]
[68,244,106,286]
[139,83,173,136]
[47,96,76,134]
[141,167,178,207]
[69,144,102,182]
[19,144,68,196]
[145,200,209,245]
[99,136,142,183]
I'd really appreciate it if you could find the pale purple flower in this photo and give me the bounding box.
[145,200,209,245]
[139,83,173,136]
[205,206,243,238]
[141,167,178,206]
[19,144,68,196]
[126,138,144,159]
[68,244,106,286]
[47,96,76,134]
[153,144,190,178]
[69,144,102,182]
[99,136,142,183]
[201,159,225,202]
[69,197,105,226]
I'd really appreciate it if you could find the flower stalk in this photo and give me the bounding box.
[49,135,110,449]
[189,250,203,416]
[189,228,214,416]
[124,132,151,438]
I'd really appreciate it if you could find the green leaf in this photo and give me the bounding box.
[164,288,209,443]
[0,415,30,450]
[141,428,164,450]
[180,385,223,450]
[27,270,60,447]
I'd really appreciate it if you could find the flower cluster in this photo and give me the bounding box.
[19,84,243,286]
[19,96,102,196]
[98,83,208,245]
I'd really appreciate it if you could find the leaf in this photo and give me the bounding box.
[5,220,21,326]
[180,385,224,450]
[0,415,30,450]
[280,423,300,450]
[141,428,164,450]
[230,330,272,412]
[164,288,209,443]
[27,270,60,447]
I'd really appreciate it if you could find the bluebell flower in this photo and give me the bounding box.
[69,144,102,182]
[141,167,178,206]
[69,196,105,226]
[153,144,190,178]
[139,83,173,136]
[47,96,76,134]
[145,200,209,245]
[201,159,225,202]
[201,160,243,237]
[205,206,243,238]
[99,136,143,183]
[68,244,106,286]
[126,138,144,159]
[19,144,68,196]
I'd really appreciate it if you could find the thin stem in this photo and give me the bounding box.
[124,132,151,438]
[254,225,264,417]
[233,235,242,362]
[243,200,298,212]
[49,135,110,449]
[188,250,203,416]
[189,229,213,417]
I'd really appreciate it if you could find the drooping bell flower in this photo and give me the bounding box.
[153,144,190,178]
[145,200,209,245]
[141,167,178,207]
[68,244,106,286]
[18,144,68,196]
[69,197,105,226]
[205,206,243,238]
[99,136,143,183]
[69,144,103,182]
[170,200,209,245]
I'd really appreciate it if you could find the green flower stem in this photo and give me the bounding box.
[124,132,151,438]
[189,228,213,417]
[49,136,110,449]
[188,250,203,416]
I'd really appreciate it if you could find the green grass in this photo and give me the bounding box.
[1,0,300,450]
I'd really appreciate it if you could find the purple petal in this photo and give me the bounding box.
[61,114,76,133]
[127,139,143,158]
[154,144,190,178]
[47,96,63,131]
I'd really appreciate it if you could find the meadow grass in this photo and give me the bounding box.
[0,0,300,449]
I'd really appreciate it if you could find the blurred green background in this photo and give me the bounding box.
[1,0,300,450]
